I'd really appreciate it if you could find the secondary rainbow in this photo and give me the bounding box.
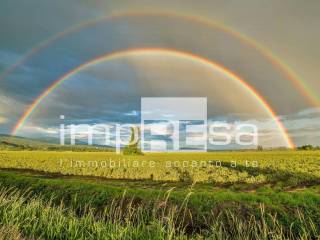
[0,10,318,107]
[11,48,295,148]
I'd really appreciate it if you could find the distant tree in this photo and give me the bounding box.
[298,145,314,150]
[257,145,264,151]
[123,127,143,155]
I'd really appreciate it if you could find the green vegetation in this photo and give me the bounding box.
[0,134,113,151]
[123,127,143,155]
[0,171,319,239]
[298,144,320,151]
[0,150,319,239]
[0,151,319,187]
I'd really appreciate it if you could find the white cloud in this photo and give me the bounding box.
[124,110,139,116]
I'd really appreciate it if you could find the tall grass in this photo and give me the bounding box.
[0,187,318,240]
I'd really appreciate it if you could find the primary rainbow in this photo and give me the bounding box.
[0,10,318,107]
[11,48,295,148]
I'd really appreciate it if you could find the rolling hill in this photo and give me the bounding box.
[0,134,114,151]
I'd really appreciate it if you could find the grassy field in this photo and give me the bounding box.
[0,150,319,239]
[0,151,319,186]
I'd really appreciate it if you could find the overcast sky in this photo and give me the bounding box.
[0,0,319,148]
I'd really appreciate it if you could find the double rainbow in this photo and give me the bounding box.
[3,10,314,147]
[11,48,295,148]
[1,11,319,106]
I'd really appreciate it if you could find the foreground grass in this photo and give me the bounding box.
[0,186,318,240]
[0,150,319,239]
[0,170,319,239]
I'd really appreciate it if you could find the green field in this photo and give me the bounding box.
[0,150,319,239]
[0,151,319,186]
